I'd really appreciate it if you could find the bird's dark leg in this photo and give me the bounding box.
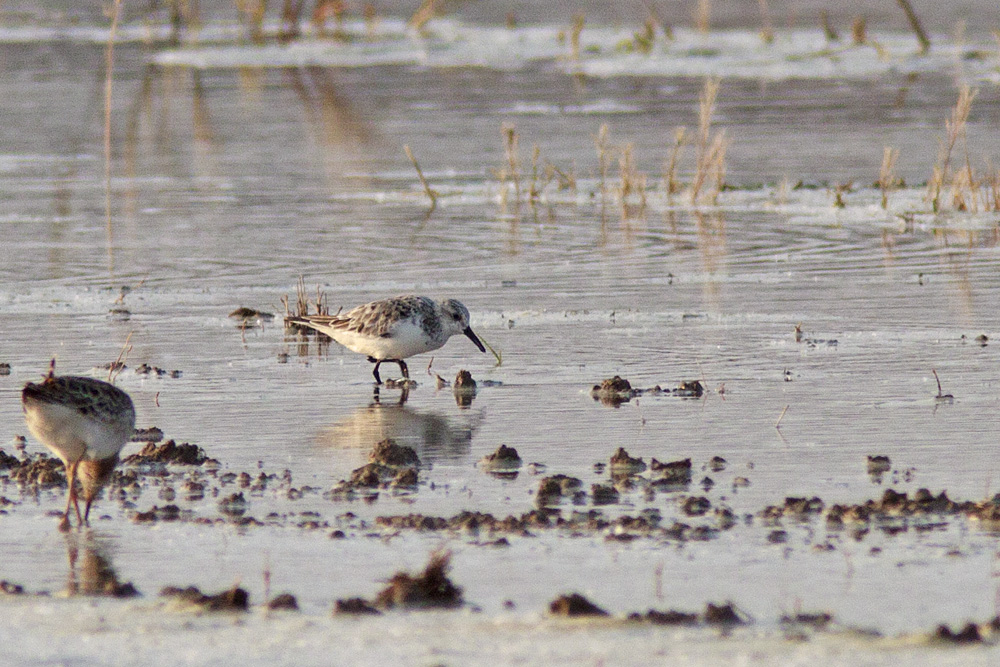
[371,360,383,385]
[397,360,409,380]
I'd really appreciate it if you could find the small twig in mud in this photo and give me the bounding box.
[404,145,438,212]
[114,276,147,305]
[154,391,160,408]
[878,147,900,209]
[932,369,954,400]
[109,331,134,384]
[894,0,931,54]
[425,357,448,387]
[775,404,789,429]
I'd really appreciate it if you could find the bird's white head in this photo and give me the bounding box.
[439,299,486,353]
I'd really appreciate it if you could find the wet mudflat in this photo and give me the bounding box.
[3,2,1000,664]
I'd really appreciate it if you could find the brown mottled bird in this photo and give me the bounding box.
[22,362,135,530]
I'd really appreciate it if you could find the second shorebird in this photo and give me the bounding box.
[22,362,136,531]
[286,295,486,384]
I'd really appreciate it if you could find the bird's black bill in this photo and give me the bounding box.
[464,327,486,353]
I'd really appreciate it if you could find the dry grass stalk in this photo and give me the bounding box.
[690,78,727,205]
[927,85,977,212]
[595,123,611,205]
[878,146,900,209]
[501,123,521,206]
[983,162,1000,211]
[403,145,438,211]
[695,0,711,34]
[408,0,439,32]
[820,10,839,41]
[831,182,852,209]
[312,0,345,38]
[663,127,687,201]
[528,145,542,202]
[104,0,123,273]
[280,0,307,41]
[758,0,774,45]
[569,13,585,61]
[364,3,378,39]
[617,143,647,215]
[640,0,673,41]
[894,0,931,54]
[851,17,867,45]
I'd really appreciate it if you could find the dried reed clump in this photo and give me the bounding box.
[927,85,978,213]
[695,0,711,34]
[689,78,728,206]
[282,276,328,319]
[492,124,575,211]
[878,147,900,209]
[617,143,648,216]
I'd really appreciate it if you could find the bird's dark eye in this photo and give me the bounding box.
[452,313,461,320]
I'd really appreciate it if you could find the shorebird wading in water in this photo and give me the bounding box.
[22,361,136,531]
[286,295,486,384]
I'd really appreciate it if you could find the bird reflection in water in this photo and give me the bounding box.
[317,390,480,464]
[64,531,139,598]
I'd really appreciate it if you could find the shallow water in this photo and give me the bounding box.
[2,6,1000,664]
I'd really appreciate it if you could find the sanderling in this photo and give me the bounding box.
[22,361,136,531]
[286,295,486,384]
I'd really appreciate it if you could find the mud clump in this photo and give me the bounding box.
[761,496,825,521]
[0,363,10,376]
[4,454,65,489]
[591,484,620,506]
[609,447,646,475]
[934,622,984,643]
[780,611,833,629]
[369,439,420,467]
[704,602,747,626]
[124,441,211,466]
[130,427,165,443]
[629,609,699,625]
[334,597,381,615]
[0,580,25,595]
[591,376,635,406]
[682,496,712,517]
[536,474,585,506]
[160,585,249,612]
[867,454,891,482]
[453,370,478,406]
[549,593,608,617]
[479,444,522,473]
[266,593,299,610]
[649,457,692,489]
[373,551,463,610]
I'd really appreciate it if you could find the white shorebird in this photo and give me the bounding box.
[286,295,486,384]
[22,361,136,531]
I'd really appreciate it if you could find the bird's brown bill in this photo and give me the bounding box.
[464,327,486,352]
